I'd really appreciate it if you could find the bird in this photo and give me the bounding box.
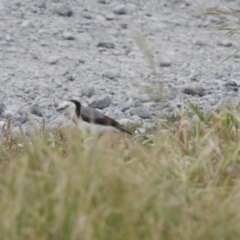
[56,99,132,135]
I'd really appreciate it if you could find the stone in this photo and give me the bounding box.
[113,4,127,14]
[62,31,75,40]
[223,81,237,87]
[159,59,171,67]
[105,13,116,21]
[104,69,119,79]
[30,104,42,117]
[0,103,6,116]
[21,20,34,28]
[97,42,115,49]
[217,41,233,47]
[55,4,73,17]
[81,85,97,97]
[129,107,152,119]
[65,74,74,81]
[47,56,60,64]
[78,58,85,64]
[89,95,111,109]
[182,83,205,97]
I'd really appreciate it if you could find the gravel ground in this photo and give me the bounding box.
[1,0,240,135]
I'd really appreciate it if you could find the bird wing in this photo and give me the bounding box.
[80,106,132,135]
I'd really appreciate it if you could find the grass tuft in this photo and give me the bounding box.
[1,106,240,239]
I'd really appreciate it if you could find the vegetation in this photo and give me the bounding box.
[1,103,240,240]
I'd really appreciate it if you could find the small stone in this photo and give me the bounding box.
[133,100,143,107]
[129,107,152,119]
[2,110,14,119]
[82,12,92,19]
[15,116,28,124]
[62,31,75,40]
[104,69,119,79]
[195,39,206,46]
[78,58,85,64]
[89,95,111,109]
[223,81,237,87]
[159,59,171,67]
[113,4,127,14]
[182,83,205,97]
[65,74,74,81]
[97,42,115,49]
[21,20,33,28]
[30,104,42,117]
[217,41,233,47]
[0,103,6,115]
[47,56,60,64]
[55,4,73,17]
[105,13,116,21]
[120,23,127,29]
[97,0,106,3]
[81,85,97,97]
[36,0,46,8]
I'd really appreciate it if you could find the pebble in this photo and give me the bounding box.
[21,20,34,28]
[129,107,152,119]
[54,4,73,17]
[182,83,205,97]
[47,56,60,64]
[159,59,171,67]
[113,4,127,15]
[89,95,111,109]
[62,31,75,40]
[0,104,6,116]
[81,85,97,97]
[30,104,42,117]
[65,73,74,81]
[104,69,119,80]
[217,41,233,47]
[105,13,116,21]
[97,42,115,49]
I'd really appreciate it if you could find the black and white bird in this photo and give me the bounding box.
[56,100,132,135]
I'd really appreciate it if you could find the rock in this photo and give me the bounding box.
[104,69,119,79]
[182,83,205,97]
[21,20,34,28]
[217,41,233,47]
[105,13,116,21]
[2,110,14,119]
[62,31,75,40]
[223,81,237,87]
[129,107,152,119]
[89,95,111,109]
[55,4,73,17]
[78,58,86,64]
[97,0,106,3]
[47,56,60,64]
[82,12,92,19]
[97,42,115,49]
[65,73,74,81]
[0,103,6,116]
[30,104,42,117]
[15,116,28,124]
[194,39,206,46]
[133,94,150,102]
[120,23,128,29]
[133,100,143,107]
[81,85,97,97]
[159,59,171,67]
[113,4,127,14]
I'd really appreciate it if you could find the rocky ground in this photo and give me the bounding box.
[1,0,240,136]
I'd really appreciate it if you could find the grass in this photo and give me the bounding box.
[1,104,240,239]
